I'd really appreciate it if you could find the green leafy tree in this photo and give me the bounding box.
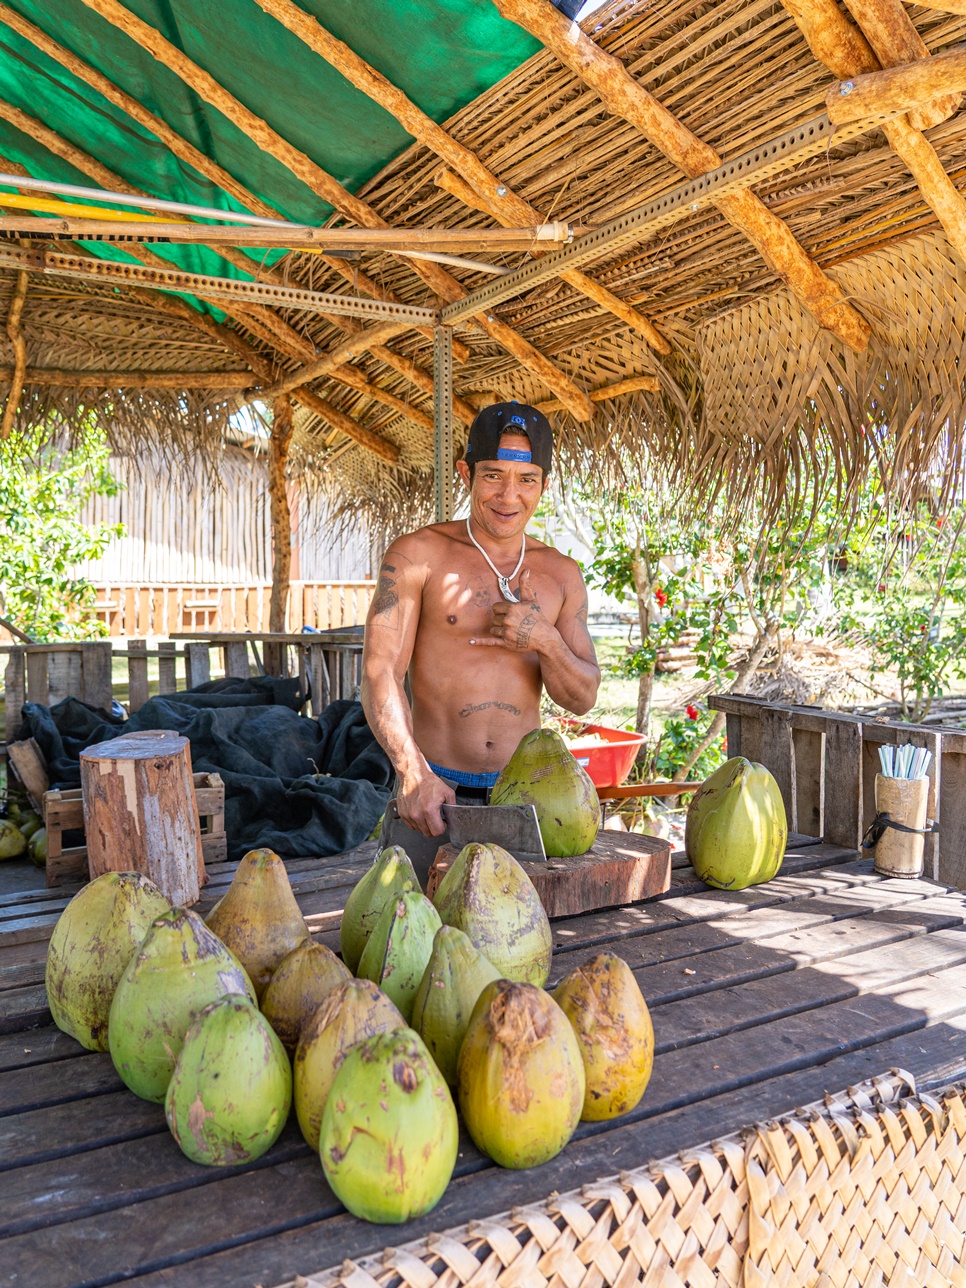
[840,504,966,721]
[0,423,124,641]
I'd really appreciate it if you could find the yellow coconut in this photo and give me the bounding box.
[552,953,654,1120]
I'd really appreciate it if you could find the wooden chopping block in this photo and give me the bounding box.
[426,830,671,918]
[79,729,206,906]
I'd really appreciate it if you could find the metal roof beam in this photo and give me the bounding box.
[441,112,884,326]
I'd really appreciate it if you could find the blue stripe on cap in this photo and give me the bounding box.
[497,447,532,462]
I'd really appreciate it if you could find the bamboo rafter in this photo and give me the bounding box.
[492,0,871,353]
[251,0,671,356]
[0,101,435,450]
[0,267,26,438]
[0,0,476,396]
[782,0,966,265]
[75,0,594,421]
[0,366,252,388]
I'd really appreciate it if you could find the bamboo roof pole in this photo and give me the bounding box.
[534,373,660,414]
[840,0,961,129]
[251,0,670,356]
[76,0,593,421]
[0,104,427,440]
[781,0,966,264]
[0,268,27,438]
[491,0,871,353]
[0,367,254,388]
[268,393,295,644]
[0,2,464,363]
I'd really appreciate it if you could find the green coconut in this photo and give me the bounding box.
[433,842,552,987]
[491,727,601,857]
[0,819,27,859]
[357,889,441,1023]
[204,848,310,1000]
[319,1027,458,1224]
[28,826,47,868]
[17,812,42,841]
[46,871,171,1052]
[293,978,405,1149]
[340,845,419,973]
[552,953,654,1121]
[109,906,256,1102]
[685,757,787,891]
[261,939,351,1054]
[410,925,501,1087]
[165,995,291,1166]
[458,979,585,1169]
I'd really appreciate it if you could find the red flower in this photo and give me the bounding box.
[877,582,887,592]
[654,586,668,608]
[685,704,699,720]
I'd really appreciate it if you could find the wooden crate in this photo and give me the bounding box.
[43,772,227,889]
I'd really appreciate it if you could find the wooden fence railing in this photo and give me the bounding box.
[709,694,966,889]
[2,630,365,742]
[82,580,375,637]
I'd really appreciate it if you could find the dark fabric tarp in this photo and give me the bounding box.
[17,679,393,861]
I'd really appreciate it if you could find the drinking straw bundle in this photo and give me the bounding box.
[878,744,931,779]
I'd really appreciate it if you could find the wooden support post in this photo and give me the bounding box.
[127,639,149,712]
[80,730,205,905]
[265,395,295,677]
[823,719,864,850]
[0,269,27,439]
[157,641,177,694]
[223,641,251,680]
[3,647,24,741]
[434,327,454,524]
[759,707,795,828]
[938,738,966,889]
[80,641,113,714]
[184,643,211,689]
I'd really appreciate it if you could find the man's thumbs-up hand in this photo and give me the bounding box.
[470,569,551,652]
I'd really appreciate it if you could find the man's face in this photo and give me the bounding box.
[457,431,548,540]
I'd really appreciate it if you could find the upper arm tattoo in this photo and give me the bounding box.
[371,568,400,629]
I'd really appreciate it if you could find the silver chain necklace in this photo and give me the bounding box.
[465,518,526,602]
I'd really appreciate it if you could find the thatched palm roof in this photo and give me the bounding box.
[2,0,966,523]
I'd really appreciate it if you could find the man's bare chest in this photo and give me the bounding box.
[422,567,563,632]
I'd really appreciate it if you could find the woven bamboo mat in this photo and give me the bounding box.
[282,1067,966,1288]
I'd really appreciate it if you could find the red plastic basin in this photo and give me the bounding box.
[561,720,646,788]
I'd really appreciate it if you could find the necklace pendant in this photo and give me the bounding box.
[498,577,519,603]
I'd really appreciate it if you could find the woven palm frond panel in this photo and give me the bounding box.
[282,1067,966,1288]
[697,231,966,516]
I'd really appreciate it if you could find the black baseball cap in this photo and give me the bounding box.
[464,402,553,476]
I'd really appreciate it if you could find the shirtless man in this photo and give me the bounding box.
[361,402,600,861]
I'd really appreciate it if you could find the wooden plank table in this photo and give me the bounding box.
[2,833,966,1287]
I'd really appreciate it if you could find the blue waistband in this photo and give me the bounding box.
[428,762,501,789]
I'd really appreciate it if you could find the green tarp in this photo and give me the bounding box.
[0,0,541,311]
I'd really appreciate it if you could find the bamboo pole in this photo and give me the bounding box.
[840,0,961,130]
[0,269,27,439]
[491,0,871,354]
[0,366,253,388]
[0,212,573,252]
[268,395,295,645]
[76,0,593,420]
[827,47,966,124]
[783,0,966,265]
[534,373,660,414]
[0,0,464,377]
[252,0,670,355]
[0,123,415,452]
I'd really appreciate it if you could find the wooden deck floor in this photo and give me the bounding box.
[2,837,966,1288]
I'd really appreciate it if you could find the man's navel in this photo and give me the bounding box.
[447,614,457,625]
[486,740,494,749]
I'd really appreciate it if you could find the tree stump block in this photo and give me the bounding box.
[80,729,206,906]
